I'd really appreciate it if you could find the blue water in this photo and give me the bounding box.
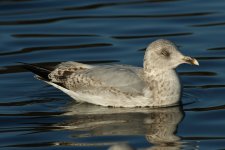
[1,0,225,149]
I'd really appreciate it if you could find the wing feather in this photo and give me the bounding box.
[49,63,145,95]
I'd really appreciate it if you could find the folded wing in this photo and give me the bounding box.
[49,62,145,95]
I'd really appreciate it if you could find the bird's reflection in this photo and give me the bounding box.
[57,103,184,149]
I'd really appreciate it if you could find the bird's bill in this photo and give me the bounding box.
[182,56,199,66]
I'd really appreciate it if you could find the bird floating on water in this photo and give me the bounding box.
[22,39,199,107]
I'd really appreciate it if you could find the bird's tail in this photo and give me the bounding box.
[19,62,51,81]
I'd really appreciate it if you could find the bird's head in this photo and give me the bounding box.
[144,39,199,71]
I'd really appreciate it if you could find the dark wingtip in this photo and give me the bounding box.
[19,62,51,81]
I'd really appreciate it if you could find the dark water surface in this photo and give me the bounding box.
[1,0,225,149]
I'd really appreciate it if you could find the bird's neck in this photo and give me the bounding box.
[143,68,181,107]
[143,68,180,86]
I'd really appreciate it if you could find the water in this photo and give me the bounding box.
[0,0,225,149]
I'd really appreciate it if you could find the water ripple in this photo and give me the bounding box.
[12,33,100,38]
[185,104,225,112]
[0,12,214,25]
[112,32,192,39]
[0,43,112,56]
[184,84,225,89]
[63,0,179,11]
[192,21,225,27]
[179,71,217,76]
[0,60,119,74]
[208,47,225,51]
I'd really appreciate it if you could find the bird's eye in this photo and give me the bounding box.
[161,49,170,57]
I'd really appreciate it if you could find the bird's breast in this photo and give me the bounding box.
[143,70,181,106]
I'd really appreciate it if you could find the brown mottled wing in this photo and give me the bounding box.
[49,62,145,95]
[48,61,92,83]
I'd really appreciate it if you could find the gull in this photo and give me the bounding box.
[22,39,199,107]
